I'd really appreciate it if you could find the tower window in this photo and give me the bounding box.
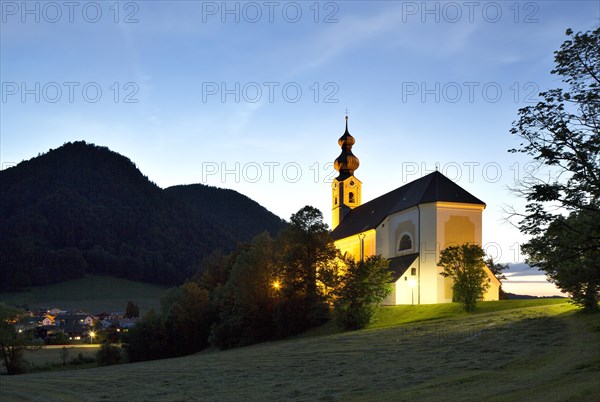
[335,197,338,205]
[349,192,355,203]
[398,234,412,251]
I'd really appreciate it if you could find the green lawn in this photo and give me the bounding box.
[0,276,167,314]
[1,299,598,401]
[298,298,569,339]
[369,298,569,329]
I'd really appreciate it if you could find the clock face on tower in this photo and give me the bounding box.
[349,180,355,187]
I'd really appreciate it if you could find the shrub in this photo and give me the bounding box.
[96,342,122,366]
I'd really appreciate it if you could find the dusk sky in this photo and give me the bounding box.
[1,1,598,295]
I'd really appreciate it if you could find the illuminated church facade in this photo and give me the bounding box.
[330,117,500,305]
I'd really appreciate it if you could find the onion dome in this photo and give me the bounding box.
[334,115,360,179]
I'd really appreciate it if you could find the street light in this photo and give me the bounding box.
[408,278,416,306]
[272,280,281,306]
[89,331,96,343]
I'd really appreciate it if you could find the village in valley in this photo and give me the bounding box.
[12,306,138,344]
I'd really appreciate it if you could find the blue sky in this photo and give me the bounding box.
[1,0,598,280]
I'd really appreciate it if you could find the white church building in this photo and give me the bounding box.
[330,117,501,305]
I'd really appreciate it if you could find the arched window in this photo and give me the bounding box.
[334,197,338,205]
[398,234,412,252]
[349,192,355,203]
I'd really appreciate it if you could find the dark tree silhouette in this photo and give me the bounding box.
[508,28,600,311]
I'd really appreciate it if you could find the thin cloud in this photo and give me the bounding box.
[289,5,480,76]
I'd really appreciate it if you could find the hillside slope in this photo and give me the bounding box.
[165,184,284,243]
[1,301,598,401]
[0,142,285,289]
[0,275,166,313]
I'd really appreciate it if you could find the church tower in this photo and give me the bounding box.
[332,115,362,229]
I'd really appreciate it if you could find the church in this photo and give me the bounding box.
[330,117,501,305]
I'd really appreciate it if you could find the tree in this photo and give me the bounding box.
[127,281,212,362]
[161,282,211,356]
[210,233,276,348]
[210,207,342,347]
[0,303,40,375]
[125,309,168,362]
[125,301,139,318]
[277,206,339,331]
[524,210,599,309]
[439,244,489,312]
[96,342,122,366]
[334,255,392,330]
[192,249,232,291]
[508,28,599,310]
[60,346,69,366]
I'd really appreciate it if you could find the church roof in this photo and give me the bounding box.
[388,253,419,282]
[330,171,485,240]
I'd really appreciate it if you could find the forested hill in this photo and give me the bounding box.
[0,141,285,290]
[165,184,283,243]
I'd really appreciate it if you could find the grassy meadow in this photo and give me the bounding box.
[1,299,599,401]
[0,276,167,313]
[23,346,100,373]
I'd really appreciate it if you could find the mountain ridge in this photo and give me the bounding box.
[0,141,285,290]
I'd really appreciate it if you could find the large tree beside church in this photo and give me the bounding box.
[276,206,340,334]
[509,28,600,311]
[439,244,489,312]
[334,255,392,329]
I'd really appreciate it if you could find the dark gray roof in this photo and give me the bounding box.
[61,323,87,335]
[388,253,419,282]
[331,171,485,240]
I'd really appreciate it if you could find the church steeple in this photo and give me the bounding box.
[332,115,362,229]
[334,115,360,179]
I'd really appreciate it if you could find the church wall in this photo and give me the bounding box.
[334,236,360,261]
[482,266,501,301]
[334,229,376,262]
[376,207,423,304]
[375,208,420,260]
[385,207,419,258]
[436,202,485,303]
[436,202,483,248]
[363,230,376,258]
[417,203,440,304]
[395,260,419,305]
[382,269,419,306]
[375,222,387,257]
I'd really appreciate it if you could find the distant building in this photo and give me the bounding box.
[84,315,98,326]
[42,314,56,326]
[330,116,500,305]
